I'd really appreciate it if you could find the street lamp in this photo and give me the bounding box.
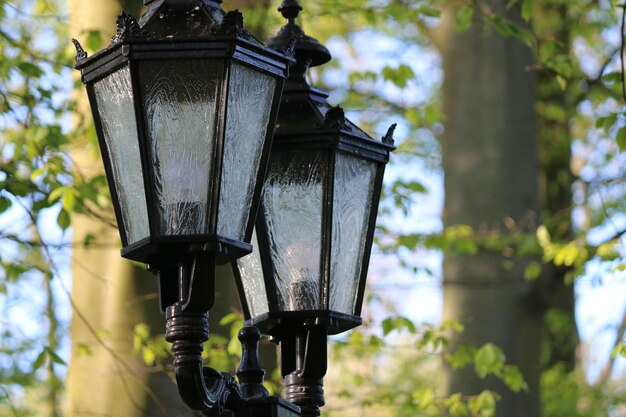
[74,0,394,416]
[232,1,395,416]
[73,0,294,415]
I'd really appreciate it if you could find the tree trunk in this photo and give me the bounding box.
[439,2,542,416]
[534,2,579,372]
[67,2,191,416]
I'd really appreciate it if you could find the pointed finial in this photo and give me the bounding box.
[71,38,87,62]
[278,0,302,22]
[266,0,331,69]
[382,123,397,145]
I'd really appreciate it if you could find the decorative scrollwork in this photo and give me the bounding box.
[382,123,397,145]
[111,11,147,44]
[71,38,87,62]
[282,35,299,58]
[200,368,246,416]
[212,10,251,40]
[318,106,352,131]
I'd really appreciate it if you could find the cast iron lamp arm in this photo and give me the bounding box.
[280,325,328,417]
[161,251,248,416]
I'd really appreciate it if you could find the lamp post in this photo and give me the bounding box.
[74,0,394,416]
[232,2,395,416]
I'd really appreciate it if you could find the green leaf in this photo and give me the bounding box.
[85,30,103,52]
[445,393,470,416]
[46,348,66,365]
[455,6,474,32]
[447,345,475,369]
[134,323,151,340]
[555,75,567,90]
[469,390,498,417]
[142,347,156,365]
[602,71,622,83]
[536,225,550,247]
[33,349,47,371]
[455,238,479,255]
[381,65,415,88]
[597,241,619,260]
[48,186,68,203]
[381,317,394,336]
[418,6,441,17]
[503,365,528,392]
[524,261,542,280]
[57,208,71,230]
[61,189,76,212]
[414,388,435,410]
[423,104,441,124]
[30,167,46,182]
[0,195,12,213]
[83,233,97,247]
[474,344,505,378]
[507,24,533,47]
[17,62,44,77]
[77,343,93,357]
[521,0,533,21]
[441,319,465,334]
[492,16,515,37]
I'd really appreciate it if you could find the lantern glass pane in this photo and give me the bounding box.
[140,59,223,236]
[236,230,269,318]
[261,150,326,311]
[329,153,377,315]
[93,65,149,245]
[218,64,277,241]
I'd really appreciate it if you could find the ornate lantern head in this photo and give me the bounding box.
[232,0,395,339]
[74,0,293,267]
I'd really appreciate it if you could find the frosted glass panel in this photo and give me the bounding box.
[236,230,269,318]
[261,151,326,311]
[141,60,222,236]
[218,64,276,241]
[329,153,377,314]
[94,66,149,245]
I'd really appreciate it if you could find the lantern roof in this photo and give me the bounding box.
[139,0,263,45]
[266,0,331,68]
[73,0,292,83]
[274,86,395,157]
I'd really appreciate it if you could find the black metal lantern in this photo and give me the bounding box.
[73,0,292,267]
[233,2,395,340]
[231,3,395,416]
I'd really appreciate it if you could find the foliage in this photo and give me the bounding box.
[0,0,625,416]
[0,0,80,415]
[324,316,526,417]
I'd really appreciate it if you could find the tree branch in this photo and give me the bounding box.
[594,305,626,388]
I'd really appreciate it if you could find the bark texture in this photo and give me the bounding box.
[439,2,542,416]
[534,2,579,372]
